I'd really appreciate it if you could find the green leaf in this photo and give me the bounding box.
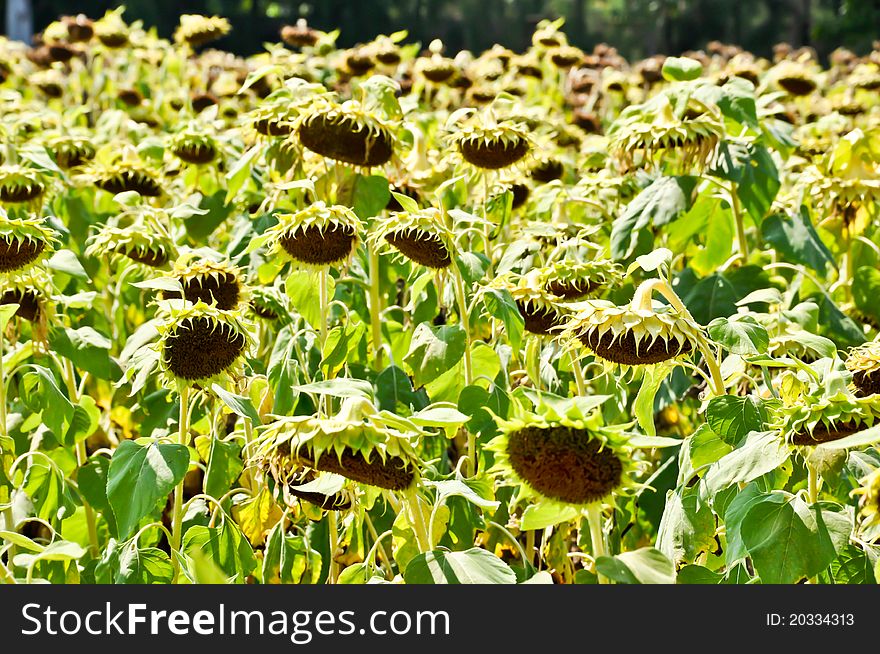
[116,543,174,584]
[703,431,790,495]
[0,304,18,330]
[50,327,120,381]
[20,365,74,437]
[711,141,779,222]
[676,565,723,584]
[47,250,89,280]
[185,191,233,240]
[285,270,334,332]
[740,492,839,584]
[657,487,716,565]
[212,384,261,426]
[374,365,419,412]
[661,56,703,81]
[633,361,675,436]
[611,176,696,260]
[403,548,516,584]
[77,456,117,536]
[351,174,391,219]
[828,544,877,584]
[64,395,101,447]
[762,208,835,275]
[291,378,373,399]
[482,287,524,351]
[182,522,256,583]
[224,144,260,204]
[263,523,322,584]
[853,266,880,327]
[677,265,772,324]
[596,548,676,584]
[106,440,190,539]
[520,503,579,531]
[688,423,733,471]
[707,316,769,356]
[404,323,467,388]
[706,395,768,445]
[204,438,244,499]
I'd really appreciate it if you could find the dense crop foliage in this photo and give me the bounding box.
[1,10,880,585]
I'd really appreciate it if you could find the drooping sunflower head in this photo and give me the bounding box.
[93,8,130,48]
[280,19,322,49]
[297,98,395,167]
[162,257,247,311]
[84,207,177,270]
[417,52,458,84]
[249,285,291,323]
[772,60,819,97]
[254,397,421,493]
[174,14,231,48]
[548,45,584,70]
[168,129,219,166]
[156,300,253,389]
[608,95,724,170]
[538,258,623,301]
[84,158,163,198]
[780,390,880,447]
[561,295,704,366]
[46,133,96,170]
[449,110,532,171]
[853,468,880,530]
[370,207,454,269]
[530,156,565,184]
[0,212,58,273]
[267,465,354,512]
[0,268,55,344]
[261,201,363,268]
[845,341,880,396]
[486,270,570,336]
[487,398,640,507]
[0,165,51,207]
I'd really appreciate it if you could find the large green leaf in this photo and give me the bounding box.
[116,542,174,584]
[404,323,467,388]
[706,395,768,445]
[762,208,835,275]
[596,548,676,584]
[403,547,516,584]
[106,440,190,539]
[482,287,525,350]
[182,522,256,583]
[657,486,716,565]
[707,316,769,355]
[703,430,790,495]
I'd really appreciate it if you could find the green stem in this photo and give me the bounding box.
[586,503,608,584]
[569,349,587,396]
[319,268,331,416]
[327,510,339,584]
[368,248,384,370]
[730,184,748,263]
[807,462,819,504]
[525,529,536,568]
[171,385,191,584]
[364,513,394,579]
[452,270,476,476]
[405,489,431,553]
[0,327,11,562]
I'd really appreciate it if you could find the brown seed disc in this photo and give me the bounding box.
[117,88,142,106]
[538,36,562,48]
[385,230,451,269]
[37,82,63,98]
[852,370,880,397]
[163,317,245,380]
[307,447,415,491]
[516,301,564,335]
[254,118,294,136]
[581,328,693,365]
[64,17,94,43]
[346,54,375,75]
[790,420,864,446]
[518,65,543,79]
[551,53,582,69]
[191,93,218,113]
[0,237,45,272]
[470,89,496,104]
[572,109,602,134]
[48,43,76,63]
[251,301,279,320]
[0,183,45,203]
[282,468,351,511]
[279,223,356,266]
[778,76,816,96]
[375,50,401,65]
[299,113,393,167]
[531,159,564,183]
[422,65,456,83]
[511,183,529,209]
[163,273,240,310]
[856,78,880,91]
[96,170,162,196]
[185,28,225,48]
[173,142,217,165]
[98,33,128,48]
[506,425,623,504]
[0,289,41,322]
[55,147,94,169]
[122,247,169,267]
[545,278,602,300]
[459,135,529,170]
[280,25,319,48]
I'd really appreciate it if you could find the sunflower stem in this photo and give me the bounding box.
[368,248,384,370]
[0,326,13,571]
[171,385,191,584]
[319,267,331,416]
[61,358,99,558]
[569,349,588,396]
[730,184,748,263]
[586,503,609,584]
[807,462,820,504]
[327,509,339,584]
[405,489,431,553]
[452,269,476,476]
[525,529,536,567]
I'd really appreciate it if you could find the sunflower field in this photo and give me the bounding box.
[1,9,879,586]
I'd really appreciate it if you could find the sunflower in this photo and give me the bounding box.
[155,300,253,389]
[93,9,129,48]
[0,268,54,343]
[530,156,565,183]
[254,397,421,492]
[845,342,880,396]
[417,53,458,84]
[781,391,880,446]
[269,466,353,512]
[772,60,818,96]
[174,14,231,48]
[280,19,321,49]
[260,202,362,268]
[0,212,58,273]
[562,280,705,366]
[249,285,291,323]
[486,271,571,336]
[85,159,163,197]
[487,398,640,508]
[0,166,50,207]
[297,99,395,167]
[162,258,246,311]
[85,212,177,270]
[47,133,96,169]
[609,95,724,170]
[538,258,623,300]
[853,467,880,529]
[168,129,219,165]
[449,112,532,171]
[369,207,454,269]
